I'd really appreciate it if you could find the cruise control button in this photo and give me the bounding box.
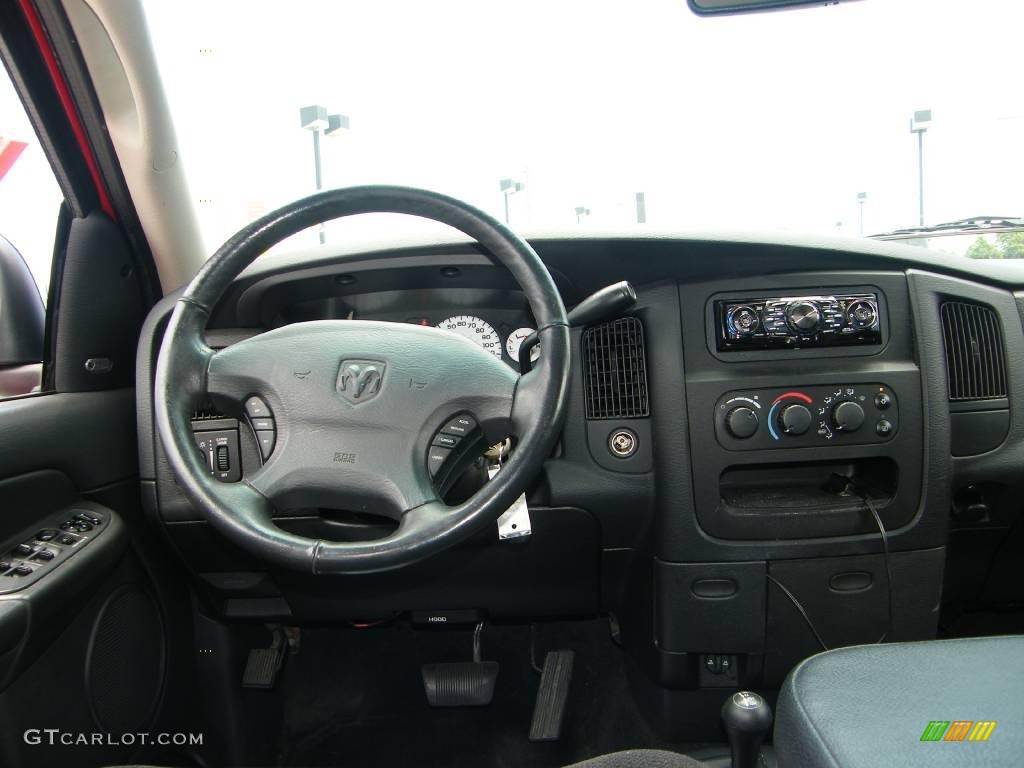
[13,544,34,557]
[250,417,275,431]
[245,396,271,419]
[433,434,461,449]
[427,447,452,477]
[440,415,477,437]
[255,430,276,459]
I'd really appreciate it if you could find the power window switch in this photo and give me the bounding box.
[32,549,56,562]
[13,544,34,558]
[11,565,32,577]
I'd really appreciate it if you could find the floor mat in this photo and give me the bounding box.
[277,619,676,768]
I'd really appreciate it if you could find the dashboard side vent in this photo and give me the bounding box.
[582,316,650,419]
[940,301,1007,401]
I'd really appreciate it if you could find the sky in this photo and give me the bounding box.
[3,0,1024,294]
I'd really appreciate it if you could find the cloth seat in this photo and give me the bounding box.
[775,635,1024,767]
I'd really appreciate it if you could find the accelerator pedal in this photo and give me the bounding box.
[422,621,499,707]
[529,650,575,741]
[241,628,287,689]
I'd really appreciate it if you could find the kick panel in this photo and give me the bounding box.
[715,383,898,450]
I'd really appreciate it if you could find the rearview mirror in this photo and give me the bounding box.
[688,0,859,15]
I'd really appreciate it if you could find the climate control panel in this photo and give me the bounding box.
[714,383,897,450]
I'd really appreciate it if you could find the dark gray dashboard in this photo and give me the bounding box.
[136,232,1024,691]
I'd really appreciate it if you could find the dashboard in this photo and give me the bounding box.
[135,231,1024,697]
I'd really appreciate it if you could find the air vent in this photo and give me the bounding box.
[582,316,650,419]
[940,301,1007,401]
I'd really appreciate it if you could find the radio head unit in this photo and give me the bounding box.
[715,292,882,351]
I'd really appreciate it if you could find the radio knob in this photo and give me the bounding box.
[786,301,822,333]
[847,300,877,329]
[728,305,760,336]
[832,401,865,432]
[779,403,812,436]
[726,406,759,439]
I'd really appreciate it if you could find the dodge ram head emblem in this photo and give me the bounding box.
[336,360,386,404]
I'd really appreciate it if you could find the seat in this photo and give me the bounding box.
[775,635,1024,767]
[565,750,708,768]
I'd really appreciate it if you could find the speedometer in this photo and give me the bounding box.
[437,315,503,359]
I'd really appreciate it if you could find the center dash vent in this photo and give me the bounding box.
[940,301,1007,401]
[582,316,650,419]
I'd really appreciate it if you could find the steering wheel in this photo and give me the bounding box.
[154,186,570,574]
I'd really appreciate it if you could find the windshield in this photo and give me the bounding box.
[142,0,1024,258]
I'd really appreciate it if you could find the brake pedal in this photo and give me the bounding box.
[422,621,499,707]
[242,628,287,689]
[529,650,575,741]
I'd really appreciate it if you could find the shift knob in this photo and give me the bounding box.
[721,690,773,768]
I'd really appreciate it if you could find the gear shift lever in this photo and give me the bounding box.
[721,690,772,768]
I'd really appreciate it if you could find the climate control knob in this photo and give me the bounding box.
[831,401,865,432]
[779,403,812,435]
[786,301,822,333]
[726,406,759,439]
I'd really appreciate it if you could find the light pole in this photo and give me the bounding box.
[910,110,931,227]
[635,192,646,224]
[575,206,591,224]
[300,105,350,243]
[499,179,523,225]
[857,192,867,235]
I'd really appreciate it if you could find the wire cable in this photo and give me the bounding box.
[767,574,830,652]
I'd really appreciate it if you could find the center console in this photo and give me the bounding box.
[646,272,946,716]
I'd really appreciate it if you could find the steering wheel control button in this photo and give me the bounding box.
[427,447,452,477]
[255,430,276,460]
[244,396,271,419]
[433,434,461,449]
[779,404,812,435]
[831,401,865,432]
[608,428,639,458]
[726,407,759,439]
[440,415,477,437]
[876,419,894,437]
[250,417,274,431]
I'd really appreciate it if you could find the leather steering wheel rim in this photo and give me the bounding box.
[154,186,570,574]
